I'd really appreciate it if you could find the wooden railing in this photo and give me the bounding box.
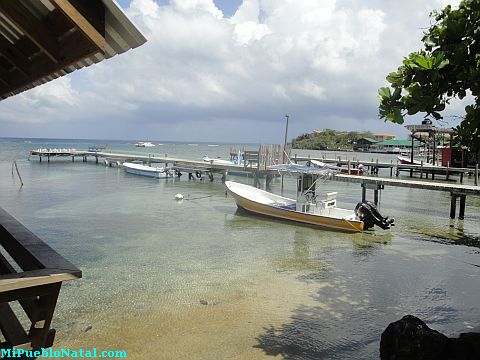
[0,207,81,351]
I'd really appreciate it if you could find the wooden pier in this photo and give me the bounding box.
[331,174,480,219]
[29,146,283,180]
[290,154,478,184]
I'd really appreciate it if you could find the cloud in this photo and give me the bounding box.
[0,0,464,142]
[0,77,79,124]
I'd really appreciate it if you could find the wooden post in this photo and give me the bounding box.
[375,159,379,175]
[266,173,273,190]
[390,160,393,177]
[29,283,61,349]
[283,115,290,163]
[475,164,479,186]
[95,155,98,164]
[361,184,366,202]
[450,193,457,219]
[446,161,449,180]
[374,189,379,205]
[420,161,423,179]
[255,149,261,188]
[459,195,466,220]
[410,136,414,177]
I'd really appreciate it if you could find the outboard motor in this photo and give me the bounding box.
[355,201,394,230]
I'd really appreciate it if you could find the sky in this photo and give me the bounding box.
[0,0,466,143]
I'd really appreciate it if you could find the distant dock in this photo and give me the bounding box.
[28,148,271,179]
[290,154,478,184]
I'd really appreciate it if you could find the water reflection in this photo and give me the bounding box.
[409,221,480,250]
[274,230,333,273]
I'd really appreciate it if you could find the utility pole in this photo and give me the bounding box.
[281,114,289,194]
[283,114,289,163]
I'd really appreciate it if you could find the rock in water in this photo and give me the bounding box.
[380,315,448,360]
[380,315,480,360]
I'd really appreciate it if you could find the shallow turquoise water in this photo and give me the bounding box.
[0,138,479,359]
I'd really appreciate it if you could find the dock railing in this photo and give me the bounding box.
[0,207,81,351]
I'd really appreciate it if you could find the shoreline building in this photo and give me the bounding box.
[371,139,421,154]
[353,137,378,152]
[373,133,396,142]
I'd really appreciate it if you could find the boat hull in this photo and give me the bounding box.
[397,156,423,165]
[123,163,174,179]
[310,160,363,175]
[226,182,363,233]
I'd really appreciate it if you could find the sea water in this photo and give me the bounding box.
[0,138,479,359]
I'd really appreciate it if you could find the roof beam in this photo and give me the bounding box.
[51,0,105,54]
[0,0,60,63]
[0,35,31,77]
[0,30,99,99]
[0,64,10,86]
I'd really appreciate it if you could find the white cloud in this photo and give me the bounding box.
[0,0,465,141]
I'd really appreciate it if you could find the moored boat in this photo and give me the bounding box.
[123,162,175,179]
[397,156,427,165]
[309,159,364,175]
[135,141,155,147]
[226,165,394,232]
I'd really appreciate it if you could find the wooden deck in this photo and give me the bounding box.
[332,174,480,195]
[0,207,81,351]
[331,173,480,219]
[29,149,266,177]
[290,154,478,182]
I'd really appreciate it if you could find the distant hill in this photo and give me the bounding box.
[292,129,375,150]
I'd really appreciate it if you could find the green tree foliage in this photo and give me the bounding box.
[377,0,480,161]
[292,129,374,150]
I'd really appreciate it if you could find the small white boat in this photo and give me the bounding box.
[123,162,175,179]
[309,159,364,175]
[203,151,247,166]
[135,141,155,147]
[226,165,394,232]
[397,156,434,165]
[203,156,237,165]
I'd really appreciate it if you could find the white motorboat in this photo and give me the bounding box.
[226,164,394,232]
[135,141,155,147]
[309,159,364,175]
[123,162,175,179]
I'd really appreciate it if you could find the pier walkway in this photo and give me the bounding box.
[290,154,478,183]
[332,174,480,219]
[29,149,478,183]
[29,149,266,178]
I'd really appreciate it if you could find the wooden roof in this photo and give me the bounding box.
[0,0,146,100]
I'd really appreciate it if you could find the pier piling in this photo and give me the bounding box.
[459,195,466,220]
[450,193,457,219]
[475,164,479,186]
